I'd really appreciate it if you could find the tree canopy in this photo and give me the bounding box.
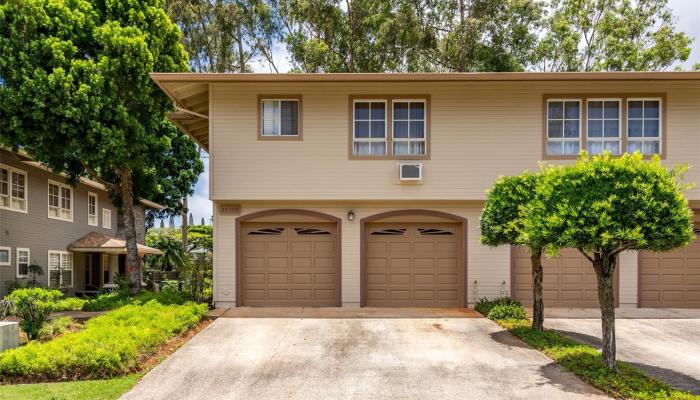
[0,0,200,290]
[481,173,538,247]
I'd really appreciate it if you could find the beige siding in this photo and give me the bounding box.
[213,202,509,307]
[210,81,700,202]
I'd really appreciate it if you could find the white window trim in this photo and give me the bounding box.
[16,248,30,279]
[546,99,582,155]
[586,98,622,154]
[626,97,663,155]
[260,98,300,136]
[88,191,98,226]
[392,99,427,156]
[0,163,28,214]
[353,99,388,156]
[103,208,112,229]
[47,179,73,222]
[0,246,10,266]
[48,250,73,288]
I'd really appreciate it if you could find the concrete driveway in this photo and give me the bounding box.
[544,308,700,394]
[122,310,607,400]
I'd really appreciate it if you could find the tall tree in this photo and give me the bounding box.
[419,0,543,72]
[533,0,692,71]
[0,0,199,291]
[481,173,547,331]
[279,0,432,72]
[524,153,694,369]
[167,0,280,72]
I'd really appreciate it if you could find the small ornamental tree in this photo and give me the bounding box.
[481,172,547,330]
[523,152,694,370]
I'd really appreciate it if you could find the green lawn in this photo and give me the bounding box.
[0,374,141,400]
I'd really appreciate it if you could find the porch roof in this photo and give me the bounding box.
[68,231,163,256]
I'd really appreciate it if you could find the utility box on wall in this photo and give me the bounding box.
[0,321,19,352]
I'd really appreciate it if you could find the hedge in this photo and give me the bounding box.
[0,300,208,380]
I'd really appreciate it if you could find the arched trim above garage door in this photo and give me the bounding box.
[235,209,342,307]
[360,210,468,307]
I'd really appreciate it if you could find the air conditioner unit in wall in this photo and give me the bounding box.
[399,163,422,181]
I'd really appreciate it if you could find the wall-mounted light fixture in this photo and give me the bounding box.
[347,210,355,221]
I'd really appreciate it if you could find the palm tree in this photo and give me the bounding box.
[149,234,188,271]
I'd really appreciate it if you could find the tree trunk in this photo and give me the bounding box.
[237,24,245,73]
[181,197,188,251]
[120,167,142,293]
[530,247,544,331]
[593,253,617,370]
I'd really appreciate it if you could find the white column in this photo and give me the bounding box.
[618,250,639,308]
[108,254,118,283]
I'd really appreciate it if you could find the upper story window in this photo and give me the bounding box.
[587,99,621,155]
[546,99,581,156]
[350,96,430,159]
[102,208,112,229]
[393,100,426,156]
[544,95,665,158]
[48,180,73,221]
[353,100,387,156]
[259,97,301,138]
[0,163,27,212]
[88,192,98,226]
[628,99,662,155]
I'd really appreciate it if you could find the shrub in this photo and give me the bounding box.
[474,297,523,317]
[81,289,187,312]
[39,317,78,341]
[487,303,527,321]
[51,297,87,312]
[0,301,208,379]
[5,288,64,305]
[4,288,63,340]
[4,280,26,295]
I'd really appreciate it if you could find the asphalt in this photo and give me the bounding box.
[121,316,607,400]
[546,316,700,394]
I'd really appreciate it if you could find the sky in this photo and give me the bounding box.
[173,0,700,227]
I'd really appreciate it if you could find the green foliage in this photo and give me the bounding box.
[39,317,78,342]
[0,301,208,380]
[81,288,187,312]
[0,374,141,400]
[51,298,87,312]
[6,289,65,307]
[481,173,538,247]
[145,232,189,271]
[487,303,527,320]
[524,152,694,257]
[497,319,697,400]
[4,288,85,340]
[534,0,692,71]
[474,297,523,317]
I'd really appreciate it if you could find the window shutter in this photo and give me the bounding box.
[280,101,298,135]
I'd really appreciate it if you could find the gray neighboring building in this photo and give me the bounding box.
[0,149,163,297]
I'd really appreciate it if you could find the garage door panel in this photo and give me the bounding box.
[240,222,338,306]
[513,246,604,308]
[640,225,700,308]
[365,222,462,307]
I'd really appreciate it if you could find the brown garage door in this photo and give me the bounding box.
[240,223,338,306]
[639,225,700,308]
[512,247,614,308]
[365,223,462,307]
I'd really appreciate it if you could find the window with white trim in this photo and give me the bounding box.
[0,246,10,266]
[88,192,98,226]
[48,250,72,288]
[261,99,299,136]
[353,100,387,156]
[103,208,112,229]
[393,100,426,156]
[546,100,581,156]
[17,248,29,278]
[587,99,621,155]
[0,164,27,212]
[627,99,661,155]
[48,180,72,221]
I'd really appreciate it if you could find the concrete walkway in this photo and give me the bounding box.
[544,309,700,394]
[122,315,607,400]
